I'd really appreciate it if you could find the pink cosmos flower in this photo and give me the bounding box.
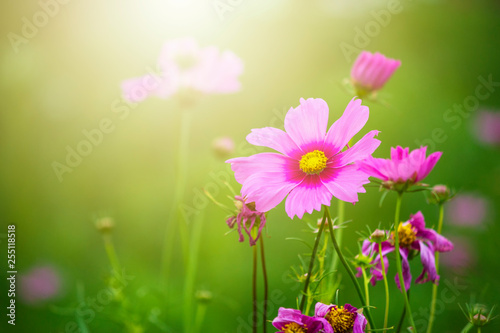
[357,212,453,291]
[121,37,243,103]
[315,302,367,333]
[447,194,489,227]
[358,146,442,190]
[351,51,401,97]
[474,110,500,145]
[272,307,332,333]
[19,266,62,304]
[227,98,381,219]
[226,196,266,246]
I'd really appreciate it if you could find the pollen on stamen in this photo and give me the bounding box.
[299,150,328,175]
[282,322,308,333]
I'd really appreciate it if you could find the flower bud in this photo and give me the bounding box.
[369,229,386,243]
[428,184,452,205]
[95,217,114,234]
[195,290,213,304]
[212,136,235,158]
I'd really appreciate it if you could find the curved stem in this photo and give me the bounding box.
[393,193,417,332]
[252,242,258,333]
[324,205,376,330]
[260,236,268,333]
[378,242,390,333]
[299,209,327,313]
[426,203,444,333]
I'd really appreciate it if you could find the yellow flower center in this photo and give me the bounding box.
[299,150,328,174]
[325,306,355,333]
[393,222,417,248]
[282,322,308,333]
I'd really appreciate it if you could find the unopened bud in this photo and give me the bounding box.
[95,217,114,234]
[212,137,235,158]
[370,229,386,243]
[195,290,213,304]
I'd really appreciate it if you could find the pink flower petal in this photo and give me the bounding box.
[246,127,302,159]
[284,98,329,152]
[333,130,381,167]
[284,175,332,219]
[320,165,370,203]
[323,98,369,157]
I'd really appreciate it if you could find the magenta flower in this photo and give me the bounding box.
[272,307,331,333]
[227,98,380,219]
[315,302,366,333]
[474,110,500,145]
[447,194,490,227]
[19,266,62,304]
[351,51,401,97]
[121,37,243,102]
[226,196,266,246]
[358,146,442,191]
[357,212,453,291]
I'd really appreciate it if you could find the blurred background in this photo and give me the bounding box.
[1,0,499,332]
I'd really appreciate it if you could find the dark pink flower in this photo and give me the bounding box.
[226,196,266,246]
[227,98,380,219]
[272,307,332,333]
[358,146,442,189]
[19,266,62,304]
[357,212,453,291]
[351,51,401,97]
[474,110,500,145]
[121,37,243,102]
[447,194,490,227]
[315,302,366,333]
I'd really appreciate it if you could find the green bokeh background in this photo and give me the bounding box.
[1,0,499,332]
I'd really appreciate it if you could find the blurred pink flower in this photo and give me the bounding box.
[351,51,401,97]
[121,37,243,102]
[212,136,235,158]
[440,236,476,272]
[227,97,380,219]
[358,146,442,190]
[447,194,489,227]
[474,110,500,145]
[20,266,62,304]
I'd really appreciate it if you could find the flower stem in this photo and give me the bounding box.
[161,111,192,286]
[260,236,268,333]
[193,302,207,333]
[361,268,371,308]
[324,205,376,330]
[252,241,258,333]
[103,234,121,277]
[426,203,444,333]
[477,327,481,333]
[393,192,417,332]
[378,242,390,333]
[299,209,327,313]
[460,322,473,333]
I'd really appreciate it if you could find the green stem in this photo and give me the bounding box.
[183,211,205,333]
[299,209,327,313]
[252,242,258,333]
[103,234,121,276]
[378,242,390,333]
[193,303,207,333]
[396,298,406,333]
[161,111,192,286]
[393,193,417,332]
[260,236,268,333]
[324,205,376,330]
[477,327,481,333]
[330,200,344,275]
[426,203,444,333]
[361,268,371,308]
[460,322,474,333]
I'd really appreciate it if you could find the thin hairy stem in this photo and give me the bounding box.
[393,193,417,332]
[378,242,390,333]
[426,203,444,333]
[324,205,376,330]
[260,236,268,333]
[299,209,327,313]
